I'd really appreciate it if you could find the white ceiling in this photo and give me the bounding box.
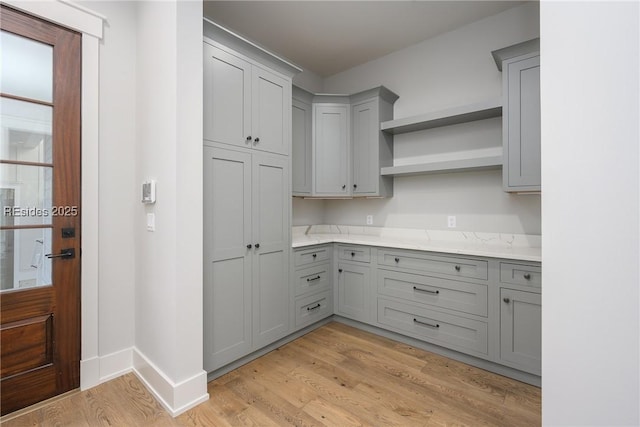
[203,1,527,77]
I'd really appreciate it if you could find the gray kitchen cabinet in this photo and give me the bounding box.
[203,148,290,372]
[336,262,370,323]
[313,103,351,196]
[499,288,541,375]
[203,146,253,371]
[501,51,541,192]
[292,89,313,195]
[204,42,290,156]
[251,154,291,348]
[292,86,398,198]
[351,88,397,197]
[292,244,334,330]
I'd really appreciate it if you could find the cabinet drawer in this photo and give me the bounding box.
[377,298,488,356]
[336,245,371,263]
[378,249,488,281]
[294,245,331,267]
[295,290,333,328]
[378,269,488,317]
[500,263,541,288]
[294,264,332,297]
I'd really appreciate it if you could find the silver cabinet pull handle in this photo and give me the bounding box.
[413,286,439,295]
[307,275,321,282]
[413,318,439,329]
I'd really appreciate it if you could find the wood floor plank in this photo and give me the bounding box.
[2,322,541,426]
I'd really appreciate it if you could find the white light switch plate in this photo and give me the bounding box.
[447,215,456,228]
[147,213,155,231]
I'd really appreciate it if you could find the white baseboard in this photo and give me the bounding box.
[80,347,133,390]
[132,348,209,417]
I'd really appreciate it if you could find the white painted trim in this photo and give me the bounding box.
[2,0,104,39]
[80,348,133,390]
[80,33,101,391]
[132,349,209,417]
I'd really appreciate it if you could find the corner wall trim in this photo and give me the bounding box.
[132,349,209,417]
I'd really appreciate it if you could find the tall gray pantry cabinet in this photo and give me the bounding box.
[202,21,299,373]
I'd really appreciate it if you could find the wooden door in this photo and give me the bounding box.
[203,43,252,149]
[203,146,252,372]
[251,68,289,155]
[0,5,81,415]
[251,154,290,348]
[500,288,541,375]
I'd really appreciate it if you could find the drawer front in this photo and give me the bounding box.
[295,263,332,297]
[336,245,371,263]
[378,269,488,317]
[378,249,488,281]
[295,290,333,328]
[377,298,488,356]
[294,245,331,267]
[500,263,541,288]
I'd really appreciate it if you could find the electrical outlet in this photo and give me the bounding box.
[447,215,456,228]
[366,215,373,225]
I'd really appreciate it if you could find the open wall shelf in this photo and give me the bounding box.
[381,99,502,135]
[380,154,502,177]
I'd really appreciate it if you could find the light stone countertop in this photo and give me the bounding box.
[292,225,541,262]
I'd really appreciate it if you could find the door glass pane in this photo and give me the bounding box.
[0,97,53,163]
[0,227,52,291]
[1,165,53,226]
[0,30,53,103]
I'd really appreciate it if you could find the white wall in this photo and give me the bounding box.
[134,0,207,414]
[77,0,136,377]
[296,2,541,235]
[541,2,639,425]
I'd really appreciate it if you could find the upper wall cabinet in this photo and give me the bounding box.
[204,42,291,156]
[292,86,398,198]
[493,39,541,192]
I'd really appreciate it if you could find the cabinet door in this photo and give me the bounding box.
[314,104,350,195]
[203,146,252,372]
[203,44,252,149]
[252,154,290,347]
[504,54,540,191]
[251,67,289,155]
[500,288,541,375]
[352,99,378,195]
[336,263,370,322]
[292,98,312,195]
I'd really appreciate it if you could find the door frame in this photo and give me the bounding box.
[2,0,105,391]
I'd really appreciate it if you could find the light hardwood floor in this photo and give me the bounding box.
[1,322,541,426]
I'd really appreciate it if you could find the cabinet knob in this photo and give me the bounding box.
[246,244,252,249]
[503,297,510,304]
[353,184,357,189]
[255,243,260,249]
[254,137,260,143]
[524,273,531,280]
[338,269,343,273]
[342,184,346,190]
[454,265,461,272]
[394,257,399,263]
[351,252,355,257]
[312,253,317,258]
[246,136,252,142]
